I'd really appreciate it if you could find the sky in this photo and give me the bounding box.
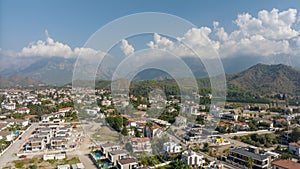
[1,0,300,69]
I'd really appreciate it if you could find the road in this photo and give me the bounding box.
[222,130,273,137]
[0,123,38,168]
[0,121,98,169]
[67,122,99,169]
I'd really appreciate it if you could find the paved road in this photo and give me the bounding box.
[0,123,38,168]
[222,130,273,137]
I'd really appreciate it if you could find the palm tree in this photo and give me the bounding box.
[246,157,254,169]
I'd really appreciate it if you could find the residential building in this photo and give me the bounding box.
[227,147,271,169]
[24,137,45,151]
[117,158,139,169]
[288,142,300,156]
[101,100,112,107]
[17,107,30,114]
[50,136,67,149]
[57,164,70,169]
[271,159,300,169]
[163,142,182,154]
[275,118,290,126]
[58,107,72,113]
[0,131,14,141]
[131,137,152,153]
[232,122,249,131]
[6,119,29,127]
[1,103,16,110]
[221,113,238,121]
[36,132,51,143]
[100,143,121,158]
[283,130,293,140]
[145,125,163,139]
[108,150,129,166]
[71,163,85,169]
[181,150,205,167]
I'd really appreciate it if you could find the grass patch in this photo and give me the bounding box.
[14,161,25,168]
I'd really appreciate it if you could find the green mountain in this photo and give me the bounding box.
[228,63,300,96]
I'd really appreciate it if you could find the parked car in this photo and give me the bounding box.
[19,155,26,158]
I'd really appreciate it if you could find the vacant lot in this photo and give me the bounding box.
[4,156,80,169]
[92,126,120,142]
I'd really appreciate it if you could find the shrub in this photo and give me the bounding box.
[15,161,25,168]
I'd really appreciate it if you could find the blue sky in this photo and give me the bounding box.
[1,0,300,50]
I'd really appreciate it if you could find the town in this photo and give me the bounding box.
[0,85,299,169]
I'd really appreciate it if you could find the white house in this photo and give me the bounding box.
[57,164,70,169]
[2,103,16,110]
[101,100,112,107]
[0,131,14,141]
[182,150,205,167]
[17,107,30,114]
[117,158,139,169]
[163,142,182,153]
[7,119,29,127]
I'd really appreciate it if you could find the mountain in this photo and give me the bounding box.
[228,64,300,96]
[0,75,45,88]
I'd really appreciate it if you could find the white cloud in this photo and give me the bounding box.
[19,37,73,57]
[2,8,300,64]
[147,30,219,59]
[215,8,299,57]
[146,8,300,60]
[235,8,299,40]
[17,32,105,59]
[120,39,135,56]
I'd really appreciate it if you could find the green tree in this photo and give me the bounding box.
[291,127,300,142]
[246,157,254,169]
[121,127,128,136]
[29,165,38,169]
[171,159,189,169]
[281,152,293,160]
[203,142,209,152]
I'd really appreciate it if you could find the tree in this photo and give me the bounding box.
[246,157,254,169]
[171,159,189,169]
[135,128,142,137]
[121,127,128,136]
[202,142,209,152]
[281,152,293,160]
[29,165,37,169]
[291,127,300,142]
[106,115,123,132]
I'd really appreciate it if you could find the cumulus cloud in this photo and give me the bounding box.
[215,8,299,57]
[19,37,73,57]
[120,39,135,56]
[232,8,299,40]
[17,32,105,59]
[147,30,219,58]
[146,8,300,59]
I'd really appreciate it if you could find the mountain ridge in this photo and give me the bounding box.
[1,63,299,98]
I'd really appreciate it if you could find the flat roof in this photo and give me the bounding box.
[118,158,138,165]
[230,147,270,161]
[109,150,128,155]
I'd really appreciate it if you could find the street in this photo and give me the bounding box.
[0,123,38,168]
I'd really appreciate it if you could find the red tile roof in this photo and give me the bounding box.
[18,107,29,111]
[272,160,300,169]
[289,142,300,148]
[131,137,150,142]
